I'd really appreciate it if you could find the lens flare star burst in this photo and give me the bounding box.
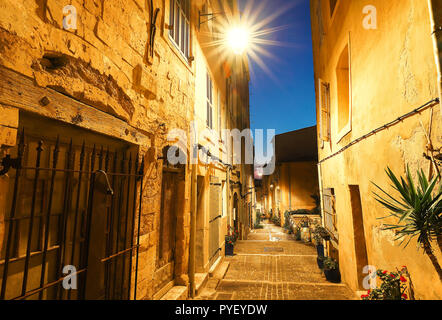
[200,0,299,79]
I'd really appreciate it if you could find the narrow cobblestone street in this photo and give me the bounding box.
[197,221,357,300]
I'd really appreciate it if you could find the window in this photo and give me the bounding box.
[206,72,213,129]
[329,0,338,17]
[169,0,190,58]
[318,79,331,144]
[336,44,351,136]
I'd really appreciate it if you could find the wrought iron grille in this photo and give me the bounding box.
[323,188,338,241]
[0,130,144,300]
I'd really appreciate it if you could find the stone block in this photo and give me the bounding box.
[128,13,148,56]
[0,126,17,147]
[95,19,113,45]
[83,0,102,16]
[0,105,18,128]
[160,286,188,300]
[46,0,63,28]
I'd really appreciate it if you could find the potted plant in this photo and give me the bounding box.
[312,232,324,257]
[283,211,293,234]
[316,226,331,241]
[312,228,325,269]
[316,256,325,269]
[225,236,235,256]
[299,218,311,242]
[294,227,301,241]
[323,257,341,283]
[361,268,409,300]
[225,225,237,256]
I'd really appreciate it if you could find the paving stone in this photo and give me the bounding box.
[196,222,356,300]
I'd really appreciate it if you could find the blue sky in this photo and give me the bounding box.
[240,0,316,134]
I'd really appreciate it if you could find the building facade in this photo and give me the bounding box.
[0,0,253,300]
[311,0,442,299]
[259,126,320,227]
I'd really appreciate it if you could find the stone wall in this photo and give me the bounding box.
[0,0,253,300]
[0,0,195,300]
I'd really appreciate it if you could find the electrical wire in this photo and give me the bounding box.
[318,98,440,164]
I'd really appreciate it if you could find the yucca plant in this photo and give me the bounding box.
[372,166,442,281]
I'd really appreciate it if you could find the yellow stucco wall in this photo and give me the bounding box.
[260,161,319,227]
[281,162,319,212]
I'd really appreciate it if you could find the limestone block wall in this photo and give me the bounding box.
[0,0,196,300]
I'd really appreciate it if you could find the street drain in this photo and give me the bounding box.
[264,247,284,252]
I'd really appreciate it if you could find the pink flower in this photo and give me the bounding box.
[400,276,407,282]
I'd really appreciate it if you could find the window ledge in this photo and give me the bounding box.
[167,34,193,73]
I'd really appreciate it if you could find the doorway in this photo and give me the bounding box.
[349,185,369,290]
[153,165,184,297]
[0,112,142,300]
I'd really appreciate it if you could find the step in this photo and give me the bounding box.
[355,290,368,300]
[160,286,188,300]
[208,256,223,277]
[211,262,230,280]
[153,280,175,300]
[195,273,209,296]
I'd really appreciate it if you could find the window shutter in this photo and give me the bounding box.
[319,79,330,142]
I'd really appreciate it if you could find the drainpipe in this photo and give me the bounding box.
[427,0,442,181]
[428,0,442,112]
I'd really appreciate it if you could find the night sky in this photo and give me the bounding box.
[239,0,316,135]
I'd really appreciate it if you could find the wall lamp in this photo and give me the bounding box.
[198,11,226,28]
[198,10,249,55]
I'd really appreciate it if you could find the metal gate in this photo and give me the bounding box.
[0,130,144,300]
[323,188,338,241]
